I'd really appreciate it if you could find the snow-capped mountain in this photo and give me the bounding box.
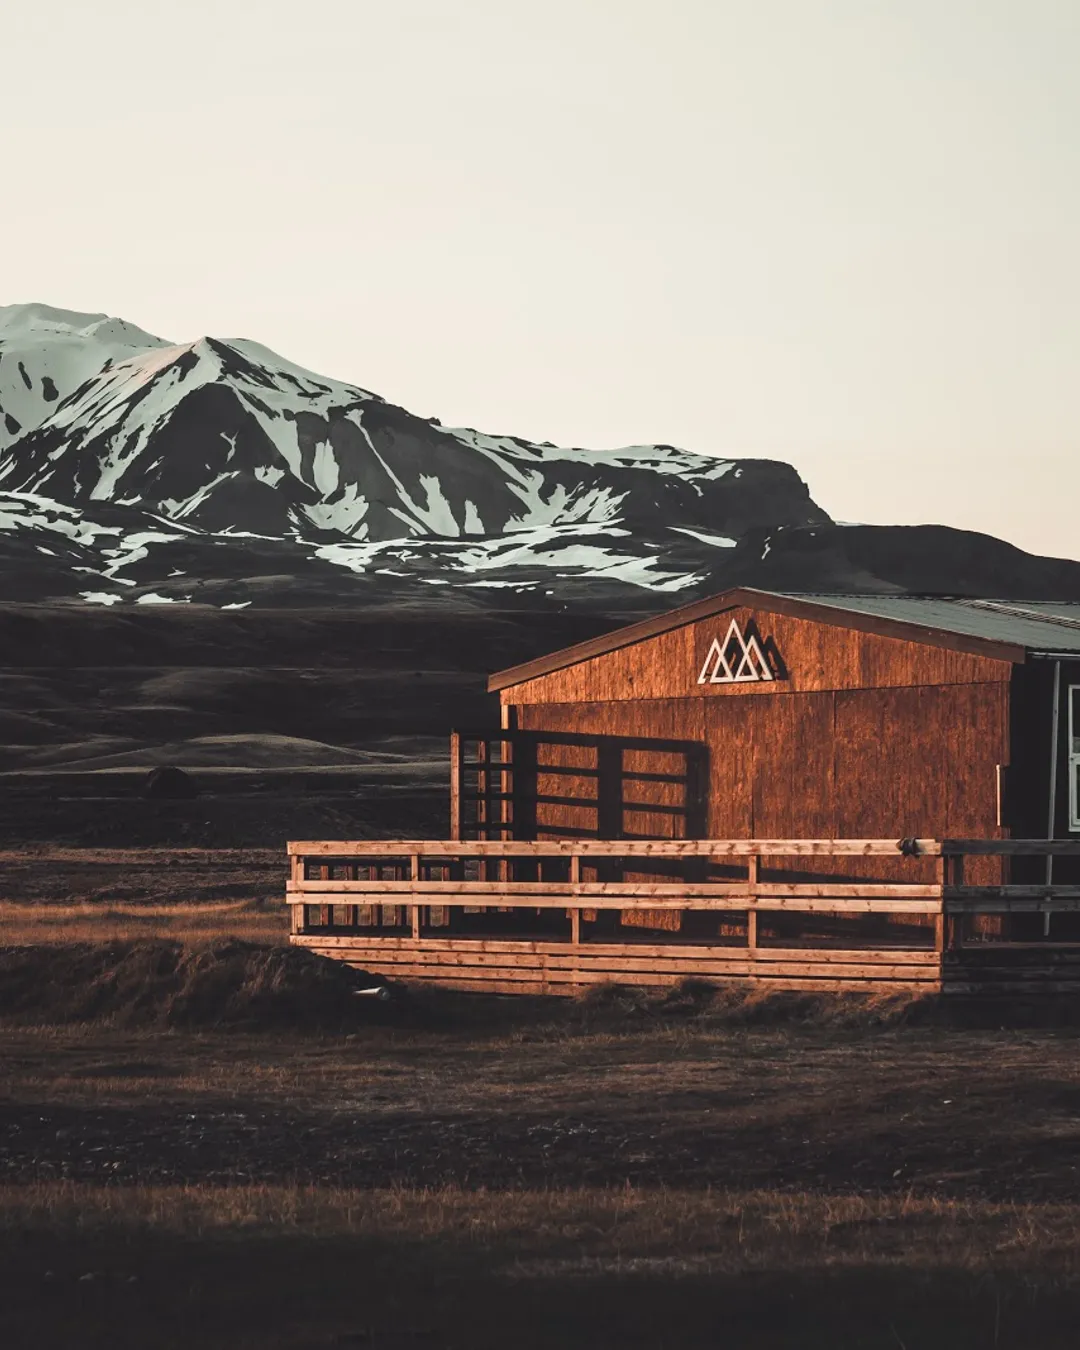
[0,304,168,453]
[4,303,1080,609]
[0,303,827,604]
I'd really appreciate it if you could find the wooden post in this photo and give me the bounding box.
[933,856,946,953]
[410,854,421,939]
[499,734,513,880]
[476,738,489,849]
[348,863,359,929]
[289,850,303,935]
[570,853,581,945]
[499,702,514,843]
[747,854,759,952]
[943,852,965,949]
[513,734,539,843]
[450,731,463,841]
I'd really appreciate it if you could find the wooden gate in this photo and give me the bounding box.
[450,729,708,842]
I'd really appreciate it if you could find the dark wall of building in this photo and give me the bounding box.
[1009,658,1080,885]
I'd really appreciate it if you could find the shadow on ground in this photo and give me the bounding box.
[1,1229,1073,1350]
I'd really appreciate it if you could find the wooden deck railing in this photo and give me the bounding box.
[287,840,1080,996]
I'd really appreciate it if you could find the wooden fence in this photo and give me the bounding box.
[449,729,709,841]
[287,838,1080,997]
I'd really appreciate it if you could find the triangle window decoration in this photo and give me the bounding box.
[697,618,775,685]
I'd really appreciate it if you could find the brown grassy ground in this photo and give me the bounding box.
[0,899,287,944]
[3,1180,1079,1349]
[0,847,287,944]
[4,1013,1080,1347]
[4,849,1080,1346]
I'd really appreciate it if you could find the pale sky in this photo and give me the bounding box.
[7,0,1079,558]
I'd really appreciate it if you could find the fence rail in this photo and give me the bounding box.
[291,837,946,858]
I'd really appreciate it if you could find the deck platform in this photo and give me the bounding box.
[288,839,1080,997]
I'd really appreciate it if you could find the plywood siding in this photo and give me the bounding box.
[516,684,1009,838]
[503,606,1014,706]
[514,677,1010,888]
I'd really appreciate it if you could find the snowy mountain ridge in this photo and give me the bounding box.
[0,303,169,452]
[9,303,1077,610]
[0,303,830,604]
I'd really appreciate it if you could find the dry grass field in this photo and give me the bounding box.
[4,848,1080,1347]
[0,847,287,945]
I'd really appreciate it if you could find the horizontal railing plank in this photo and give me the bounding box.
[292,946,938,980]
[298,935,938,962]
[947,886,1080,899]
[290,891,942,915]
[288,838,943,858]
[943,840,1080,856]
[294,945,940,996]
[316,975,939,998]
[288,880,942,898]
[291,838,1080,860]
[309,957,939,984]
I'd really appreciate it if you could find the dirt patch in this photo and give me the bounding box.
[4,1014,1080,1202]
[0,940,378,1030]
[4,1003,1080,1345]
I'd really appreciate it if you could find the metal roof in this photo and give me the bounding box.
[781,595,1080,655]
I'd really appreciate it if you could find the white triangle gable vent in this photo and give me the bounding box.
[697,618,775,685]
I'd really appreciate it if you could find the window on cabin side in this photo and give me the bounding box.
[1070,686,1080,831]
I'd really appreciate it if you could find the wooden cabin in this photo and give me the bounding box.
[289,589,1080,997]
[483,589,1080,852]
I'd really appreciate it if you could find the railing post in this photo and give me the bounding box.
[476,738,489,847]
[410,853,421,939]
[512,734,538,842]
[499,735,513,875]
[289,850,304,935]
[747,854,759,952]
[944,851,965,949]
[569,853,581,945]
[450,732,463,841]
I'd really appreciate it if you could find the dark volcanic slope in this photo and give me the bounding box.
[0,598,658,846]
[706,522,1080,600]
